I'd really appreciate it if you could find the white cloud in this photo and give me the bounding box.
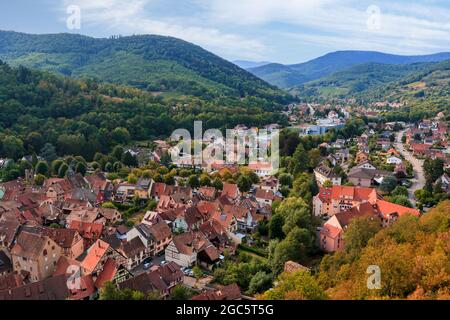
[59,0,450,62]
[61,0,267,60]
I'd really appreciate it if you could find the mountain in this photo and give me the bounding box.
[291,58,450,119]
[233,60,273,69]
[289,62,434,100]
[0,31,287,102]
[0,60,288,164]
[248,50,450,88]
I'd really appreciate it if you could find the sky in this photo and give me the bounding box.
[0,0,449,64]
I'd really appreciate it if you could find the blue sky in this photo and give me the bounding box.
[0,0,449,64]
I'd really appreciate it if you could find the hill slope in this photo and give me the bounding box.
[249,50,450,88]
[0,31,286,101]
[0,60,288,163]
[289,62,434,100]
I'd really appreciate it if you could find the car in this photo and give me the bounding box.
[183,268,191,275]
[143,262,153,269]
[188,270,194,277]
[160,260,167,265]
[143,257,152,264]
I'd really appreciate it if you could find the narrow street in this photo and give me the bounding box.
[394,129,426,206]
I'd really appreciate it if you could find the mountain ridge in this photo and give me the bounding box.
[248,50,450,88]
[0,30,287,102]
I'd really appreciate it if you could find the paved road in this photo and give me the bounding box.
[394,129,425,206]
[130,254,166,276]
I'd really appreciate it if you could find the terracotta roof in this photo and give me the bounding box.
[255,189,275,201]
[69,221,103,241]
[192,284,241,300]
[0,273,23,291]
[171,232,210,256]
[94,258,118,289]
[147,220,172,242]
[221,183,239,199]
[80,239,110,273]
[122,237,146,258]
[0,274,70,300]
[198,187,217,199]
[330,185,379,203]
[10,231,53,260]
[320,224,342,239]
[22,226,80,249]
[334,202,379,227]
[0,218,20,247]
[376,200,420,219]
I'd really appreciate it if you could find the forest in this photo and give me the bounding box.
[0,60,288,165]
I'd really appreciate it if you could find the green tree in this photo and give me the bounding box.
[2,135,25,160]
[247,271,273,295]
[289,143,308,174]
[262,270,327,300]
[40,143,57,163]
[75,162,87,176]
[278,173,293,188]
[170,285,194,300]
[192,266,203,279]
[35,161,49,176]
[33,174,46,186]
[58,163,69,178]
[269,214,285,240]
[343,216,382,260]
[188,175,200,188]
[212,177,223,190]
[380,176,397,194]
[237,174,252,193]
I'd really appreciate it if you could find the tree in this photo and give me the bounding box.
[33,174,46,186]
[387,195,413,208]
[192,266,203,279]
[111,145,124,161]
[111,127,131,144]
[391,186,409,197]
[307,148,321,169]
[122,151,138,167]
[237,174,252,193]
[2,136,25,160]
[262,270,327,300]
[289,143,308,174]
[271,227,315,274]
[35,161,49,176]
[170,285,194,300]
[380,176,397,194]
[199,174,211,186]
[278,173,293,188]
[424,158,444,184]
[276,197,312,236]
[40,143,57,163]
[75,162,87,176]
[247,271,273,295]
[323,180,333,188]
[188,175,200,188]
[212,177,223,190]
[343,216,382,259]
[269,214,285,239]
[58,163,69,178]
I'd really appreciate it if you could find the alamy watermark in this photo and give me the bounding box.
[366,265,381,289]
[366,5,381,31]
[169,121,279,175]
[66,5,81,30]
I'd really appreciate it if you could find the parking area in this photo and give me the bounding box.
[130,254,166,276]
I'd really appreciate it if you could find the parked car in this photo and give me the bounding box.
[143,257,152,264]
[160,260,167,265]
[143,262,153,269]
